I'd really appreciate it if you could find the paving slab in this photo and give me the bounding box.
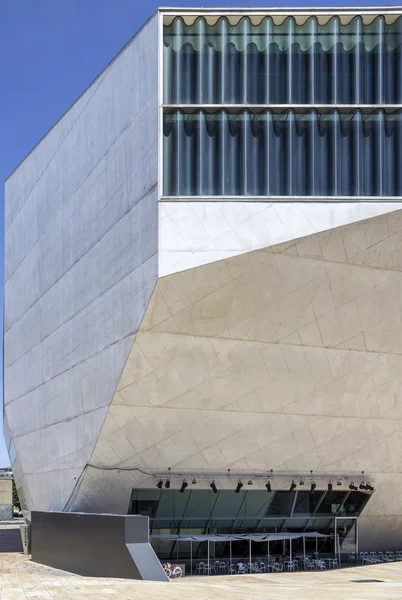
[1,554,402,599]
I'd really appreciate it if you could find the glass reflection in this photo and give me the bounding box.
[164,109,402,197]
[164,15,402,105]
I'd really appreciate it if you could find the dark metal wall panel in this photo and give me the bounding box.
[31,512,168,581]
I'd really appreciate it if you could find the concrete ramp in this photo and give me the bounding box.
[126,542,168,581]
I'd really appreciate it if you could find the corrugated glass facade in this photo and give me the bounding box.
[164,109,402,196]
[163,13,402,198]
[164,16,402,105]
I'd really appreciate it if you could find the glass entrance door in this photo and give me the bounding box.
[335,517,358,565]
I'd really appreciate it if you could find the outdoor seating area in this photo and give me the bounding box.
[153,531,343,577]
[358,551,402,564]
[192,555,340,575]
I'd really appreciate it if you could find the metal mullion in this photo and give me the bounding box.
[177,489,193,534]
[160,8,402,15]
[303,490,327,531]
[337,491,351,516]
[232,489,249,532]
[203,490,221,534]
[313,491,327,515]
[282,490,299,530]
[290,490,298,517]
[163,104,402,112]
[256,492,276,531]
[160,194,402,202]
[158,10,164,202]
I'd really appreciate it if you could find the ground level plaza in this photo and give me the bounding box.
[2,548,402,600]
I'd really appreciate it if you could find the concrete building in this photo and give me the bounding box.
[0,471,14,521]
[5,6,402,565]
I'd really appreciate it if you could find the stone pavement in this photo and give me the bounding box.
[1,553,402,600]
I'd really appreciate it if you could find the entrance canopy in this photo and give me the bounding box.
[151,532,327,542]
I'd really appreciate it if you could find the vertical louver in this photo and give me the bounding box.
[163,109,402,197]
[164,16,402,105]
[163,14,402,197]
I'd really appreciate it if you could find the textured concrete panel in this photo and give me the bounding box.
[159,201,401,275]
[4,14,159,514]
[73,209,402,549]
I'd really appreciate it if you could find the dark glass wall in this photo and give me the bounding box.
[163,109,402,196]
[131,488,371,561]
[164,16,402,105]
[130,488,370,531]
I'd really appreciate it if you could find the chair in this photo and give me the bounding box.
[195,562,204,575]
[219,562,227,574]
[305,558,315,570]
[272,562,283,572]
[287,560,299,571]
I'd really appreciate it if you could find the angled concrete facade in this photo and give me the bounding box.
[4,13,158,513]
[71,210,402,550]
[5,5,402,560]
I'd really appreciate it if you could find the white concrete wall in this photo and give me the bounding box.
[159,201,402,276]
[4,14,159,514]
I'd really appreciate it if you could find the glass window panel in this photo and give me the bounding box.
[133,486,373,556]
[164,15,402,104]
[183,489,218,519]
[265,491,295,516]
[163,109,402,197]
[130,490,161,518]
[340,491,371,516]
[236,490,273,519]
[210,490,246,519]
[293,491,323,515]
[316,491,347,515]
[336,519,358,558]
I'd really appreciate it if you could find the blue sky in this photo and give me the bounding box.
[0,0,398,468]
